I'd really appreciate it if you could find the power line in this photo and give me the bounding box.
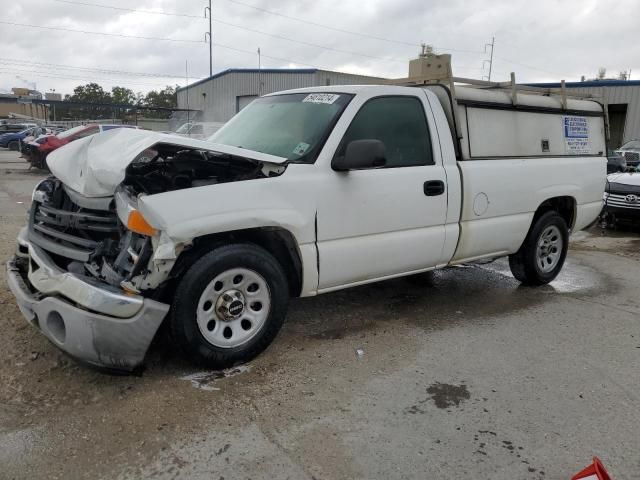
[494,56,563,77]
[223,0,419,47]
[0,20,204,43]
[0,58,201,79]
[211,43,331,70]
[0,19,335,71]
[2,14,491,81]
[50,0,205,18]
[211,17,407,63]
[0,67,180,87]
[49,0,484,56]
[21,0,486,70]
[45,0,412,64]
[222,0,483,55]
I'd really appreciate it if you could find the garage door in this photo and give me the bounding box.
[236,95,258,113]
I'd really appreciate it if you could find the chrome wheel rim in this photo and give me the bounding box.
[196,268,271,348]
[537,225,562,273]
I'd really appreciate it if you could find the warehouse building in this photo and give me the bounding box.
[532,79,640,149]
[176,68,385,123]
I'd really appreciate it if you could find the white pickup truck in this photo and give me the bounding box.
[7,83,606,371]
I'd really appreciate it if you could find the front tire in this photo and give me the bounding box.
[509,211,568,285]
[7,140,19,151]
[170,243,289,368]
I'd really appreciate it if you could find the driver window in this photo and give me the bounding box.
[338,96,434,168]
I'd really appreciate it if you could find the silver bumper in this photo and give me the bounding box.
[7,229,170,371]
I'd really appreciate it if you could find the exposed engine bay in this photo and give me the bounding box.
[28,143,285,295]
[122,143,274,195]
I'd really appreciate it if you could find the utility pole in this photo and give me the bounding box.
[483,36,495,81]
[204,0,212,77]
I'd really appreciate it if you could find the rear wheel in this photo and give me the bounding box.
[7,140,19,151]
[509,211,568,285]
[170,243,289,368]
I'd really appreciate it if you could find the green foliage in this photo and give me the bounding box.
[142,86,178,118]
[111,86,137,105]
[53,83,178,121]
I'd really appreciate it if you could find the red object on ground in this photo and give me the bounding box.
[571,457,612,480]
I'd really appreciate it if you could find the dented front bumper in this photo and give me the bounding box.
[6,228,169,371]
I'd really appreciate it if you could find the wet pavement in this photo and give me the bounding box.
[1,170,639,479]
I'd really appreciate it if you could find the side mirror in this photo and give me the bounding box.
[332,139,386,171]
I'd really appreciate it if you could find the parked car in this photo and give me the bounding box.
[0,126,51,150]
[6,84,606,372]
[174,121,225,140]
[0,122,38,134]
[607,153,626,173]
[614,140,640,168]
[24,124,139,169]
[602,169,640,225]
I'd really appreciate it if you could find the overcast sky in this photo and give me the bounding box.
[1,0,639,96]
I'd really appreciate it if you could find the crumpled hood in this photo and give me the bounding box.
[47,128,287,197]
[607,172,640,187]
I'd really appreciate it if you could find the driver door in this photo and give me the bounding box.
[316,94,448,291]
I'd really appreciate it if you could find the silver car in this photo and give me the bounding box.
[615,139,640,167]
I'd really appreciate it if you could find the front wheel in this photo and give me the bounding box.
[7,140,19,151]
[509,211,569,285]
[170,243,289,369]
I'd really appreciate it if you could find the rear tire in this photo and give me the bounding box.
[7,140,19,151]
[170,243,289,369]
[509,211,568,285]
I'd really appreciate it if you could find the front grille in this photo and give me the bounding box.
[28,184,119,262]
[604,193,640,210]
[622,151,640,165]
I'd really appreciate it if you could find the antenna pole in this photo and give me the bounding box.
[204,1,212,77]
[185,60,190,136]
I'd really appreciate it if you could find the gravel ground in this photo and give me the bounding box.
[1,167,639,480]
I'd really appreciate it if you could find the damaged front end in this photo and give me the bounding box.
[7,130,287,371]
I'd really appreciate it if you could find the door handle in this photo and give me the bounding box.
[423,180,445,196]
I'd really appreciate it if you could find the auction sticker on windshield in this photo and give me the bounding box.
[303,93,341,104]
[293,142,310,156]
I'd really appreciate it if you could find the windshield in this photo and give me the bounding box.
[209,92,353,162]
[620,140,640,150]
[175,123,192,134]
[57,125,86,139]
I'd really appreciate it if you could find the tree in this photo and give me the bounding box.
[61,83,113,119]
[71,83,112,103]
[111,86,137,105]
[143,85,178,118]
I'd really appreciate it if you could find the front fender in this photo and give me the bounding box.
[137,167,318,251]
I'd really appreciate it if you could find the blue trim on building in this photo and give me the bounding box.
[176,68,319,93]
[529,80,640,89]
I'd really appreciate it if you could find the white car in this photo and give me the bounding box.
[7,83,606,371]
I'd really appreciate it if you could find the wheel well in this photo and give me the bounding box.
[534,196,576,230]
[171,227,304,297]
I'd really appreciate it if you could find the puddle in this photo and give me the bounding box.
[478,261,598,294]
[426,382,470,409]
[180,365,251,391]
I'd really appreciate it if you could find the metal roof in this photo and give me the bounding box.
[529,80,640,88]
[176,68,319,93]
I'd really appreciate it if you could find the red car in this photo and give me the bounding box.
[26,124,138,170]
